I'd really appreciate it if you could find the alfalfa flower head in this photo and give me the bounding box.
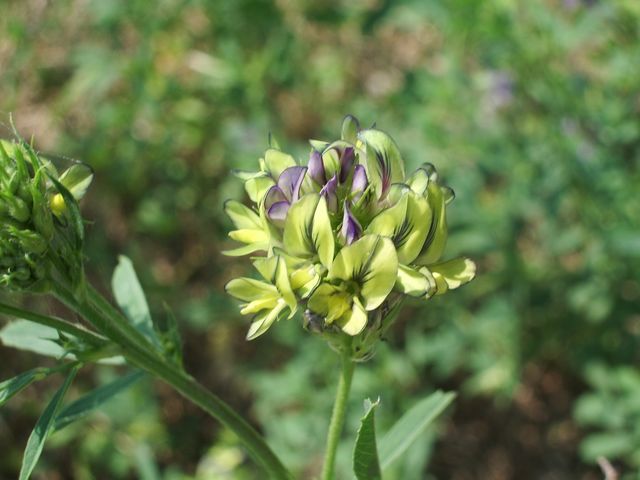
[224,116,475,359]
[0,139,92,294]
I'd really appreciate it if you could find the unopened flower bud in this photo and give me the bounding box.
[0,138,93,293]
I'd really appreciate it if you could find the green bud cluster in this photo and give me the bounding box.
[0,139,93,292]
[224,116,476,359]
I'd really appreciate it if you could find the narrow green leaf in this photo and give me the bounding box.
[19,366,78,480]
[54,370,145,431]
[0,320,123,365]
[0,321,67,358]
[0,302,109,347]
[0,366,62,407]
[379,391,455,470]
[353,398,382,480]
[112,256,159,346]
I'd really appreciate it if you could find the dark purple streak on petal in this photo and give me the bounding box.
[376,150,391,199]
[339,146,355,184]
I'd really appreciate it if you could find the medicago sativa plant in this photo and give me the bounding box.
[1,116,475,480]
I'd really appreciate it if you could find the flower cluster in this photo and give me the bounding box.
[224,116,475,357]
[0,139,92,292]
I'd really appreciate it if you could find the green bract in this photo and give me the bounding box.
[0,139,93,293]
[224,116,476,358]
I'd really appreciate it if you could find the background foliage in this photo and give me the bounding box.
[1,0,639,478]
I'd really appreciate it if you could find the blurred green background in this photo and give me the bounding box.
[1,0,639,478]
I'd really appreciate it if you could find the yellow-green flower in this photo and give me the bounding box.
[233,148,297,204]
[307,235,397,335]
[384,163,475,299]
[223,115,476,354]
[282,193,334,269]
[222,200,276,256]
[225,255,297,340]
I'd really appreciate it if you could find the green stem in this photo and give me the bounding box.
[85,285,162,352]
[52,284,292,480]
[0,301,109,347]
[321,347,355,480]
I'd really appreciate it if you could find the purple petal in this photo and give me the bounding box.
[277,166,307,202]
[339,147,356,184]
[351,165,368,202]
[341,202,362,245]
[267,201,290,225]
[308,150,325,185]
[320,175,338,212]
[264,185,287,211]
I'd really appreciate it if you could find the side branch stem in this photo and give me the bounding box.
[0,301,108,347]
[51,284,292,480]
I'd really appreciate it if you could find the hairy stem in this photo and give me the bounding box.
[52,284,292,480]
[321,347,355,480]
